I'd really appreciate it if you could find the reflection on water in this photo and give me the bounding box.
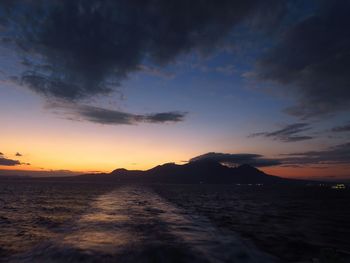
[62,191,133,253]
[2,184,276,262]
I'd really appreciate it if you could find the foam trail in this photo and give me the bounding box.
[11,186,277,262]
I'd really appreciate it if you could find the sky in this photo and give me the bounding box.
[0,0,350,180]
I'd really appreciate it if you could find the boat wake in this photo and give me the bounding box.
[10,186,276,262]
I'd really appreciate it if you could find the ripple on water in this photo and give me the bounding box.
[8,186,276,263]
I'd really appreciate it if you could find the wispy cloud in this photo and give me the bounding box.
[50,103,187,125]
[249,123,313,142]
[192,64,236,75]
[331,122,350,132]
[137,65,175,79]
[280,142,350,166]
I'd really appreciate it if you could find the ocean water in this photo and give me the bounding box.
[0,180,349,262]
[154,184,350,262]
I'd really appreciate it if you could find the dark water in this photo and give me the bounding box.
[0,180,349,262]
[154,184,350,262]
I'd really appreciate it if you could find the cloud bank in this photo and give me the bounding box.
[189,152,281,167]
[2,1,349,121]
[1,0,285,101]
[190,144,350,168]
[256,0,350,118]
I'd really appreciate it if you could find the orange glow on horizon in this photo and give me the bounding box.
[0,129,199,173]
[262,165,350,180]
[1,118,349,179]
[2,158,349,181]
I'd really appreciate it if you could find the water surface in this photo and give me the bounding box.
[0,181,274,262]
[1,181,349,262]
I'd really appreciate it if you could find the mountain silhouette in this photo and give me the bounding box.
[103,160,289,184]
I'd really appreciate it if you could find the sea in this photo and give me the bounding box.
[0,179,349,262]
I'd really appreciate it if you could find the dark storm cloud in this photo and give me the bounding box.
[0,0,286,100]
[281,142,350,165]
[51,103,186,125]
[331,122,350,132]
[20,73,111,101]
[249,123,313,142]
[189,152,281,167]
[256,0,350,118]
[0,157,20,166]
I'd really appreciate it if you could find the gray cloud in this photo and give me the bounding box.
[249,123,313,142]
[193,64,236,75]
[0,0,286,101]
[280,142,350,166]
[138,65,175,79]
[331,122,350,132]
[189,152,281,167]
[51,103,186,125]
[190,144,350,168]
[256,0,350,118]
[0,157,20,166]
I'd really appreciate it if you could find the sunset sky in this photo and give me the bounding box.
[1,1,350,180]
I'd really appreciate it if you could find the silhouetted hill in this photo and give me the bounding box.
[106,160,288,184]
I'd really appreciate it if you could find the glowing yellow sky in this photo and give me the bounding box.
[2,117,348,179]
[0,129,192,172]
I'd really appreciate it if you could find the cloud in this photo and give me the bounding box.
[331,122,350,132]
[0,157,20,166]
[189,152,281,167]
[190,144,350,168]
[280,142,350,166]
[50,103,186,125]
[137,65,175,79]
[194,64,236,75]
[215,65,236,75]
[256,0,350,118]
[15,152,22,157]
[249,123,313,142]
[20,73,111,101]
[0,0,286,101]
[0,152,3,156]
